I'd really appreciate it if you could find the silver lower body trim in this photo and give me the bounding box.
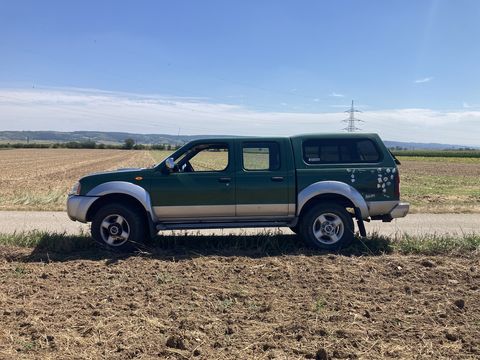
[154,205,235,219]
[67,195,99,223]
[157,219,296,231]
[236,203,295,216]
[153,203,296,220]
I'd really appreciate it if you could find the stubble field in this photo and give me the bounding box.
[1,148,478,213]
[0,149,155,211]
[398,156,480,213]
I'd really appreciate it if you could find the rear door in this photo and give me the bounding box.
[234,139,294,217]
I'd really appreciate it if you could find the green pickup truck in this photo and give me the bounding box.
[67,133,409,250]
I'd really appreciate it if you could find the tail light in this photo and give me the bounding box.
[394,170,400,198]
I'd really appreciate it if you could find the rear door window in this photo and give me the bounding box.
[242,142,280,171]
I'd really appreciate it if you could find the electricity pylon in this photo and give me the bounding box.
[342,100,364,132]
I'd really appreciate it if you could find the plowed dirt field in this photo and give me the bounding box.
[1,244,478,359]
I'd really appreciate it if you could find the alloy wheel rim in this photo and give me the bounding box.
[100,214,130,246]
[312,213,344,244]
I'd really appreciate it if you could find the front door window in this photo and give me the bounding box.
[151,142,235,219]
[174,143,229,173]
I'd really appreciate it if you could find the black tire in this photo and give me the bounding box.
[91,203,147,251]
[289,225,300,234]
[299,202,354,250]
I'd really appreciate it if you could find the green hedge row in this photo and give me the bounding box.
[392,150,480,158]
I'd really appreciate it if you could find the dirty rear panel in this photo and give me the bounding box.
[290,133,399,202]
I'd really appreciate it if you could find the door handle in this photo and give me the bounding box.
[218,177,231,183]
[271,176,284,182]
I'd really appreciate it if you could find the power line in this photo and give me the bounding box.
[342,100,364,132]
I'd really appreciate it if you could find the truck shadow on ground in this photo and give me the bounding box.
[17,231,395,263]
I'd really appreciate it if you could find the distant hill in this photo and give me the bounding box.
[382,140,477,150]
[0,130,477,150]
[0,131,224,146]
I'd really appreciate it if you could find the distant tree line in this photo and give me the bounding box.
[0,138,179,150]
[389,146,410,151]
[389,146,477,152]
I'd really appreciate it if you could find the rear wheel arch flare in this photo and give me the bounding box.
[299,193,355,218]
[297,181,369,219]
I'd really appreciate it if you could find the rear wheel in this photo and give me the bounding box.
[91,203,147,251]
[299,202,354,250]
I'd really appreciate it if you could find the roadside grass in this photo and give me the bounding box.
[0,230,93,252]
[394,233,480,255]
[0,230,478,257]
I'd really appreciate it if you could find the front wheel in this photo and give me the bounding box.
[91,203,147,251]
[299,202,354,250]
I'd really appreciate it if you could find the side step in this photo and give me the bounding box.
[156,221,294,231]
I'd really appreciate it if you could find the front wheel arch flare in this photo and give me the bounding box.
[86,193,147,223]
[85,181,155,221]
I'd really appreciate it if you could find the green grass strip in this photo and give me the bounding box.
[0,231,478,256]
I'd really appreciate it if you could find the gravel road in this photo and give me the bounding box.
[0,211,477,237]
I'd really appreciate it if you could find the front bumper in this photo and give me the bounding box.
[67,195,99,223]
[390,202,410,218]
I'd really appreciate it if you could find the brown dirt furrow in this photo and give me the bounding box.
[0,247,478,359]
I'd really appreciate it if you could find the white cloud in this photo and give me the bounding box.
[0,87,478,146]
[329,92,345,97]
[414,77,434,84]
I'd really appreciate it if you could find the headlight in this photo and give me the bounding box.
[69,182,81,195]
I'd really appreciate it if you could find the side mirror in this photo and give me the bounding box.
[165,157,175,171]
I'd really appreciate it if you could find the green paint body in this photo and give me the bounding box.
[78,134,399,209]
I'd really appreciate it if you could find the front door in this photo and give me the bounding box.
[150,141,236,220]
[234,139,294,217]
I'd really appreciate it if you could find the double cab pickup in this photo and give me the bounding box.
[67,133,409,250]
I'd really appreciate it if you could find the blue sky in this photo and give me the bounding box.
[0,0,479,145]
